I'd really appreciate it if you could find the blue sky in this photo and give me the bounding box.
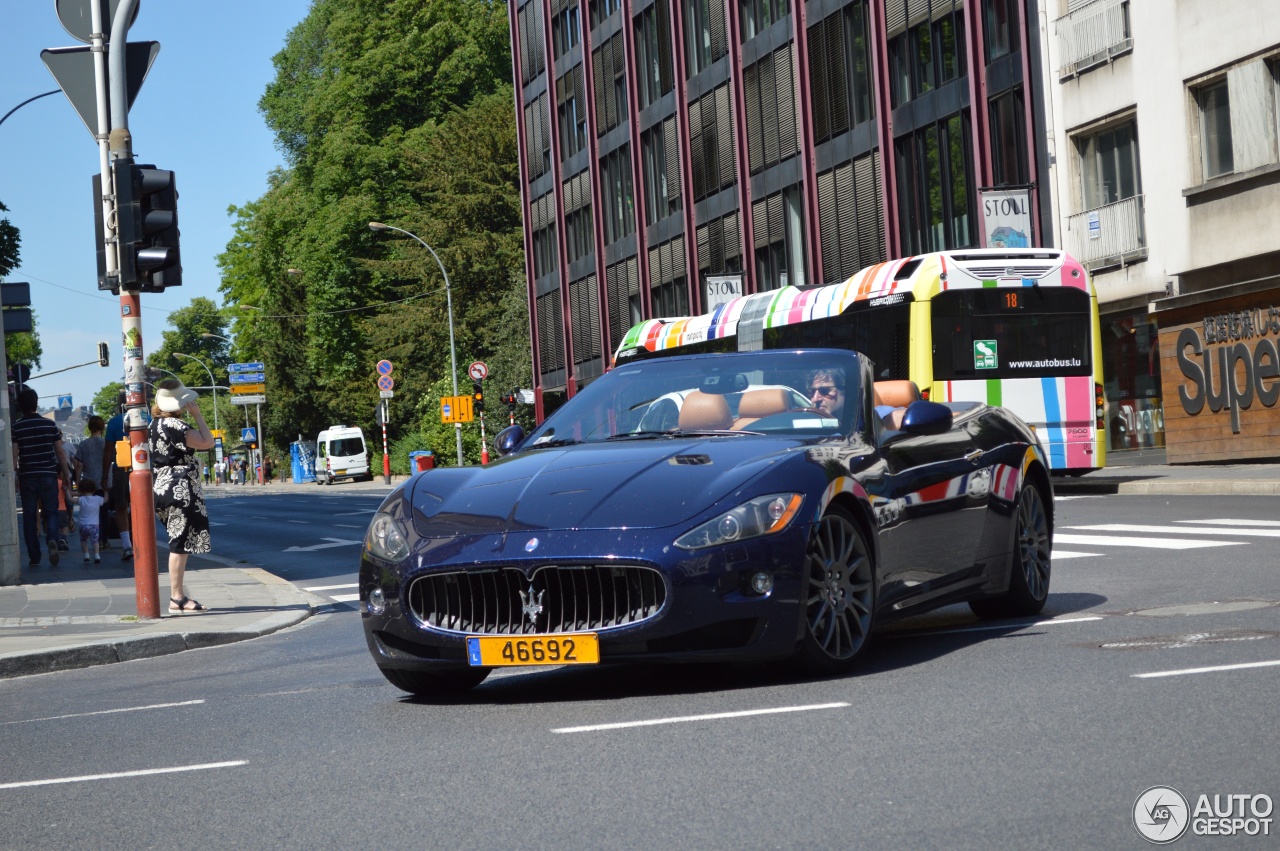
[2,0,313,412]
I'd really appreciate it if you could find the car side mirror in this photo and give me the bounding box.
[899,400,953,436]
[493,424,526,457]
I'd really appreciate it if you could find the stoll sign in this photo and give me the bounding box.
[1174,305,1280,434]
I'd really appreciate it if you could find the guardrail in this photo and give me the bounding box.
[1055,0,1132,79]
[1065,194,1147,271]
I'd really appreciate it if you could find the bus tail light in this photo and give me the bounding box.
[920,387,930,401]
[1094,383,1105,430]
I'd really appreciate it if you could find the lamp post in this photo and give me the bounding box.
[369,221,464,467]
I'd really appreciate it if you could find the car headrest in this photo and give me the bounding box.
[737,388,791,419]
[874,380,921,408]
[678,391,733,431]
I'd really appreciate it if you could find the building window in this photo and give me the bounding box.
[684,0,727,77]
[533,224,559,278]
[563,170,593,264]
[524,94,552,180]
[886,1,964,107]
[1076,118,1140,210]
[741,0,788,42]
[808,3,874,144]
[697,211,743,280]
[601,145,636,245]
[689,84,736,201]
[606,257,641,348]
[895,113,973,254]
[551,2,580,59]
[642,118,682,225]
[983,0,1019,62]
[649,235,689,316]
[517,2,546,85]
[589,0,620,30]
[989,87,1028,186]
[593,34,628,136]
[1197,79,1233,180]
[744,44,799,174]
[753,184,806,290]
[635,3,674,109]
[817,151,884,282]
[556,68,588,161]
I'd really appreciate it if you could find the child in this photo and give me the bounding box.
[77,477,106,564]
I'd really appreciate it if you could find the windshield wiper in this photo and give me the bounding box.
[606,429,681,441]
[529,437,582,448]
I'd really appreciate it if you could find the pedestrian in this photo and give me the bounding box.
[202,456,211,485]
[76,476,105,564]
[264,456,274,484]
[239,457,248,485]
[101,391,133,560]
[11,386,72,567]
[149,380,215,613]
[73,415,106,489]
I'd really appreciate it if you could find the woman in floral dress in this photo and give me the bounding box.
[150,380,216,612]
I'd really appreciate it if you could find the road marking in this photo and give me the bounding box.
[1179,519,1280,527]
[335,524,362,528]
[1053,533,1245,550]
[330,593,360,603]
[283,538,363,552]
[209,521,227,526]
[286,520,310,524]
[303,583,358,592]
[2,700,204,726]
[1133,659,1280,679]
[1052,550,1100,560]
[336,509,377,516]
[552,702,850,734]
[1069,523,1280,538]
[0,760,247,790]
[894,615,1103,637]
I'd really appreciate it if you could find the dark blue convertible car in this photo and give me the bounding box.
[360,349,1053,695]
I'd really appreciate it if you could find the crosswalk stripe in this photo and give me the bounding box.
[304,583,358,592]
[1051,550,1100,560]
[1053,533,1245,550]
[1069,524,1280,538]
[330,593,361,603]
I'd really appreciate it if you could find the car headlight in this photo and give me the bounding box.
[365,512,410,561]
[674,493,804,550]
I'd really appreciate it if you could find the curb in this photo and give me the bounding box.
[1051,479,1280,497]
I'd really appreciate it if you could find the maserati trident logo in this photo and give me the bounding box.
[519,585,545,625]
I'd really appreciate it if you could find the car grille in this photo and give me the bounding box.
[407,564,668,635]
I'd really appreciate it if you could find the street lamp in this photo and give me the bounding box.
[369,221,464,467]
[172,352,218,437]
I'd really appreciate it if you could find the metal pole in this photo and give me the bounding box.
[369,223,463,466]
[255,403,263,484]
[104,0,160,618]
[0,319,21,585]
[381,400,391,484]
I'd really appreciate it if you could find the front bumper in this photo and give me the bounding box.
[360,523,811,670]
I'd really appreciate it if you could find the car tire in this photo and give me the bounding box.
[797,504,876,675]
[969,482,1051,619]
[379,667,490,696]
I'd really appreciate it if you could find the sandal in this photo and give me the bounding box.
[169,596,207,613]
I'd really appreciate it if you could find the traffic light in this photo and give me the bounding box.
[114,160,181,293]
[98,341,110,367]
[472,381,484,414]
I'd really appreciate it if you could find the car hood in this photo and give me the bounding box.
[408,437,811,538]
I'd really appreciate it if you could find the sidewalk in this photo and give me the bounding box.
[1051,462,1280,496]
[0,552,321,680]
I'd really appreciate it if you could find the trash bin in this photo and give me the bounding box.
[409,450,434,472]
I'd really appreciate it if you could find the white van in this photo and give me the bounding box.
[314,425,370,485]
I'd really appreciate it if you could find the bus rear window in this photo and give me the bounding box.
[764,302,911,380]
[931,288,1092,379]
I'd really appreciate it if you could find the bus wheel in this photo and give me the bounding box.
[970,483,1051,619]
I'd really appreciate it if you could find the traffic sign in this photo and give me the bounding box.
[229,372,265,384]
[379,389,394,399]
[377,375,394,392]
[57,395,73,410]
[241,427,257,443]
[229,362,265,373]
[230,395,266,405]
[229,383,266,395]
[376,359,394,376]
[41,42,158,143]
[468,361,488,381]
[441,395,474,423]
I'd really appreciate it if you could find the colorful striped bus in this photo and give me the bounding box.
[613,249,1105,473]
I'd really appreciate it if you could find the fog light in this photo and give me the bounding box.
[749,571,773,595]
[367,587,387,615]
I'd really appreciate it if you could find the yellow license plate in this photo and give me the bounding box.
[334,469,346,475]
[466,634,599,667]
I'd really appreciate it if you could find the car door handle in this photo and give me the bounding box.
[964,449,984,463]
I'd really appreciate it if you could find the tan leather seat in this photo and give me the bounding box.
[873,380,921,408]
[678,391,733,431]
[733,388,791,429]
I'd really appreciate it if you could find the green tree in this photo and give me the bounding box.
[146,297,234,433]
[0,199,19,277]
[2,199,42,372]
[92,381,123,416]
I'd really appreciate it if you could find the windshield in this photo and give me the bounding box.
[525,350,863,447]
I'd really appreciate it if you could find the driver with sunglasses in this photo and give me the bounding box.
[806,368,847,421]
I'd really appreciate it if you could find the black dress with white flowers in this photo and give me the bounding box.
[149,416,211,554]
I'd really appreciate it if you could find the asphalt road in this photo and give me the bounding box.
[2,492,1278,849]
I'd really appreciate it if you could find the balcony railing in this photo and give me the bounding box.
[1055,0,1133,79]
[1065,194,1147,271]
